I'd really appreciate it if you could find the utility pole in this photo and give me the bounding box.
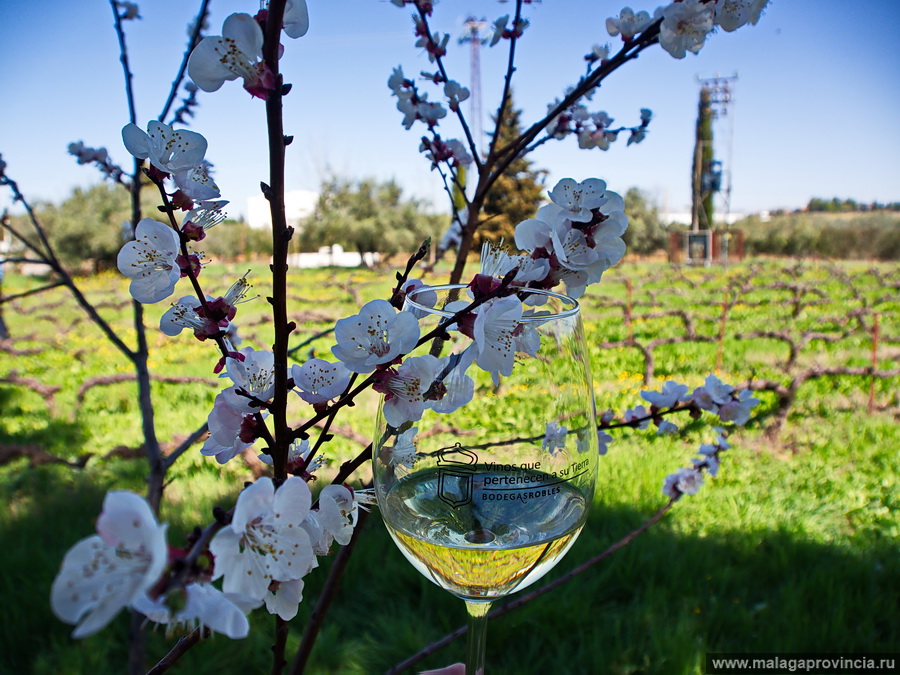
[459,17,488,156]
[691,75,736,233]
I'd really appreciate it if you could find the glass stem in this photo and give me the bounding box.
[464,600,492,675]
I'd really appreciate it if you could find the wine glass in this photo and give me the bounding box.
[372,284,599,673]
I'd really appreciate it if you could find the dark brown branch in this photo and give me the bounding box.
[261,0,292,485]
[144,627,207,675]
[0,281,65,304]
[163,421,210,470]
[159,0,211,123]
[389,239,432,309]
[290,510,369,674]
[486,0,524,164]
[0,373,61,415]
[746,366,900,437]
[413,7,482,169]
[76,374,219,405]
[0,443,91,469]
[0,176,136,360]
[287,327,335,359]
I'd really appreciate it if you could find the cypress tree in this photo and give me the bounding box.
[477,95,547,247]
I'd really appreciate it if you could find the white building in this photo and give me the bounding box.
[247,189,318,230]
[659,210,748,227]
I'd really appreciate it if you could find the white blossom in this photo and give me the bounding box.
[480,241,550,285]
[641,380,691,409]
[283,0,310,39]
[663,467,704,498]
[265,578,304,621]
[657,419,679,435]
[387,426,418,469]
[160,296,212,337]
[332,300,420,373]
[489,15,509,46]
[606,7,652,39]
[173,160,220,201]
[122,120,208,175]
[548,178,610,223]
[315,485,359,546]
[291,358,351,405]
[444,80,470,110]
[68,141,109,165]
[51,492,167,638]
[210,477,314,599]
[696,444,722,476]
[132,584,261,639]
[659,0,715,59]
[201,391,255,464]
[589,44,610,61]
[472,296,529,382]
[188,13,273,99]
[514,204,562,252]
[715,0,768,32]
[597,429,613,455]
[429,352,476,415]
[380,355,443,427]
[718,389,759,425]
[258,438,327,475]
[222,348,277,412]
[402,278,438,319]
[183,202,227,235]
[542,422,568,456]
[691,374,735,412]
[624,405,651,429]
[116,218,181,304]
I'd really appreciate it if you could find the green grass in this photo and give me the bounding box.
[1,259,898,673]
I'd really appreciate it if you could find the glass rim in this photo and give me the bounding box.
[405,283,581,322]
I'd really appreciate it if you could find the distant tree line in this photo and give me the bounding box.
[13,184,272,273]
[739,211,900,260]
[806,197,900,213]
[296,177,442,265]
[25,179,896,273]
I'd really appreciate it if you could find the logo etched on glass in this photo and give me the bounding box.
[436,443,478,508]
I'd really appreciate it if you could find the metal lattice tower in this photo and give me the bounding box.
[459,17,488,156]
[694,74,738,228]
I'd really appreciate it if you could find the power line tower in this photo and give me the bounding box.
[691,75,737,232]
[459,17,488,156]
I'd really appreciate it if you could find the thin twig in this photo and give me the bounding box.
[145,628,207,675]
[163,421,210,470]
[159,0,211,123]
[0,175,136,360]
[0,281,66,304]
[286,327,335,358]
[486,0,524,164]
[413,7,482,170]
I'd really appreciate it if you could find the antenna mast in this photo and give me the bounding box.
[691,75,737,232]
[459,17,488,156]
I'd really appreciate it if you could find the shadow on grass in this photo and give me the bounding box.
[2,471,895,675]
[0,386,92,464]
[321,508,899,675]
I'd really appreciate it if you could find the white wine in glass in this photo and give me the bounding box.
[373,285,599,673]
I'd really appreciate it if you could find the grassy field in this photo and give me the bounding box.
[1,258,898,674]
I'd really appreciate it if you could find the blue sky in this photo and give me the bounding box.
[2,0,899,221]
